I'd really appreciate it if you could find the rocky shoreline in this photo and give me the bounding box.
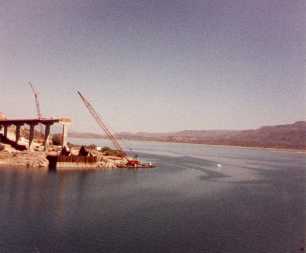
[0,144,131,170]
[0,145,48,168]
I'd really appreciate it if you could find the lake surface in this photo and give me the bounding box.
[0,140,305,253]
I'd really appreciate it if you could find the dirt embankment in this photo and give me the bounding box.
[0,144,129,170]
[0,144,48,168]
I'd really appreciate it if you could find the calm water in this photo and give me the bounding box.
[0,140,305,253]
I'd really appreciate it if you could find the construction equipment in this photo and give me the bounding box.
[77,91,142,167]
[28,82,44,136]
[77,91,156,168]
[28,82,42,120]
[77,91,126,154]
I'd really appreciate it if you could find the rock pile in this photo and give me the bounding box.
[0,144,48,168]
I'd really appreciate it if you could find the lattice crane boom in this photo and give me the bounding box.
[77,91,126,156]
[28,82,42,120]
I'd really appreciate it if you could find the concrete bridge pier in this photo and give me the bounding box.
[44,124,51,151]
[28,123,37,150]
[62,124,68,147]
[3,125,8,138]
[15,124,22,144]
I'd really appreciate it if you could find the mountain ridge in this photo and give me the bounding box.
[69,121,306,150]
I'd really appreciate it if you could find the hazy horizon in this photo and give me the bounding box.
[1,1,305,133]
[67,120,304,135]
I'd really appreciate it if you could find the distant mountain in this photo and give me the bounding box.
[69,132,105,139]
[69,121,306,150]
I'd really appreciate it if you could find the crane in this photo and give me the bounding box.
[77,91,127,157]
[28,82,42,120]
[77,91,155,168]
[28,82,43,135]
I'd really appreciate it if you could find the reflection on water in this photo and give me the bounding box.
[0,142,305,253]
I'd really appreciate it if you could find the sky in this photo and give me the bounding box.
[0,0,305,133]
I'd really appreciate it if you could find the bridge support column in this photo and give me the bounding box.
[62,124,68,147]
[3,125,8,138]
[29,124,35,150]
[44,124,51,151]
[16,125,21,143]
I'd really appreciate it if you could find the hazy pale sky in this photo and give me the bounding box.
[0,0,305,132]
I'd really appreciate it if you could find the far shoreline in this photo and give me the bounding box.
[69,137,306,155]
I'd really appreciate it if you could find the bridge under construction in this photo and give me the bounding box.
[0,117,71,150]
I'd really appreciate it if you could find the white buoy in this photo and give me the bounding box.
[217,163,222,168]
